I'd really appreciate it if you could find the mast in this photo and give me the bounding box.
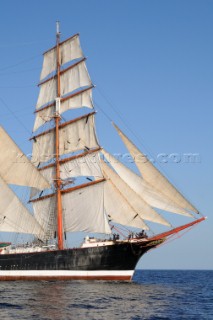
[31,27,111,238]
[55,21,63,250]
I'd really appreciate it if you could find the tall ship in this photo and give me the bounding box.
[0,24,205,281]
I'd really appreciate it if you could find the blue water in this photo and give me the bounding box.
[0,270,212,319]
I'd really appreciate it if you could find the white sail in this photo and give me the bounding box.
[37,60,91,110]
[113,124,198,213]
[33,88,93,132]
[101,161,170,226]
[40,47,56,81]
[32,114,99,165]
[36,78,57,110]
[37,166,55,188]
[40,34,83,81]
[0,175,44,237]
[33,106,54,132]
[37,151,103,186]
[61,60,92,96]
[61,152,103,180]
[62,182,111,234]
[32,196,56,239]
[60,88,93,114]
[0,127,50,190]
[60,34,83,66]
[104,179,149,230]
[32,178,148,234]
[102,149,192,217]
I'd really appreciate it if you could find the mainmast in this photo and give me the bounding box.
[55,21,63,250]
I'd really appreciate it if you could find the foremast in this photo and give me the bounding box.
[55,21,63,250]
[30,23,111,244]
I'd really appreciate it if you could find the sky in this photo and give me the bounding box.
[0,0,212,270]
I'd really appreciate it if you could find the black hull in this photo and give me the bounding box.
[0,241,158,281]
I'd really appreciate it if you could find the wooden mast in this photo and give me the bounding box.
[55,21,63,250]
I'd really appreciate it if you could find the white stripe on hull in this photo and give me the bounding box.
[0,270,134,281]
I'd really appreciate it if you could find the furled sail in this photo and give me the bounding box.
[102,149,193,217]
[33,88,93,132]
[0,175,44,237]
[101,160,170,226]
[113,124,198,213]
[40,34,83,81]
[0,127,50,189]
[37,60,91,110]
[31,113,99,166]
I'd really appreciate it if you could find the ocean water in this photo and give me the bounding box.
[0,270,212,320]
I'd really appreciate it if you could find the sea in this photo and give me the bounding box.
[0,270,212,320]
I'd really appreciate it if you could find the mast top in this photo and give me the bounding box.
[56,21,60,39]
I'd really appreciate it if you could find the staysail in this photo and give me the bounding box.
[102,149,193,217]
[103,179,149,230]
[0,127,52,237]
[101,160,171,226]
[0,175,44,237]
[0,127,50,189]
[112,124,198,214]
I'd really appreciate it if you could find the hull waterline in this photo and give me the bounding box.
[0,240,161,281]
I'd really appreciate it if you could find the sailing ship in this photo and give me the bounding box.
[0,24,205,281]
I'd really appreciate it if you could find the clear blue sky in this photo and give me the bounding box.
[0,0,212,269]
